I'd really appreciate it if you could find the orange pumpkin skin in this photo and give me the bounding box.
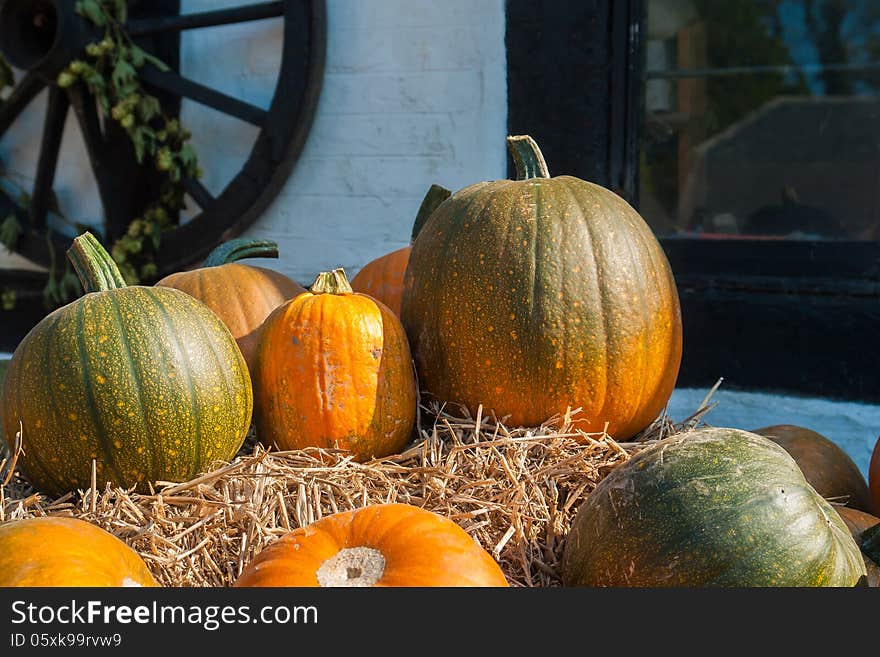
[233,503,508,587]
[350,245,410,317]
[835,506,880,587]
[156,239,305,373]
[253,269,417,461]
[752,424,872,512]
[0,517,158,587]
[870,437,879,516]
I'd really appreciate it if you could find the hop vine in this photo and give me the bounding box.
[57,0,202,284]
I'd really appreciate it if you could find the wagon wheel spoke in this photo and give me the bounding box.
[182,176,215,210]
[0,71,43,136]
[29,86,69,230]
[66,84,131,242]
[126,1,285,36]
[138,66,268,127]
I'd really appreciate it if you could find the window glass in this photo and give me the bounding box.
[641,0,880,240]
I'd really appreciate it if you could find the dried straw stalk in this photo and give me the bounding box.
[0,396,715,587]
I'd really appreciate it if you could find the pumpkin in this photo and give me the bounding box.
[233,503,508,587]
[155,238,306,373]
[351,184,451,316]
[752,424,872,512]
[400,135,682,439]
[0,232,253,496]
[871,436,880,515]
[835,506,880,587]
[0,516,157,587]
[253,268,417,461]
[562,427,866,587]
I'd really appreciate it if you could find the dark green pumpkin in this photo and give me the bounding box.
[400,135,682,439]
[0,233,253,496]
[562,427,867,587]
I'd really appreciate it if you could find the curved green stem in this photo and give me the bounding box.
[67,231,128,293]
[507,135,550,180]
[861,522,880,566]
[410,184,452,243]
[310,268,353,295]
[203,238,280,267]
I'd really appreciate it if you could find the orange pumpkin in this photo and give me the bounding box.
[0,517,158,587]
[752,424,872,512]
[835,506,880,587]
[253,268,417,461]
[233,503,509,587]
[156,238,306,373]
[870,436,879,515]
[351,185,451,317]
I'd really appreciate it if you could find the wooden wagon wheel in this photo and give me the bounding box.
[0,0,325,277]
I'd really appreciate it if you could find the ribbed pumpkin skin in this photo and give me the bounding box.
[753,424,872,512]
[871,437,880,515]
[401,177,682,438]
[234,503,508,587]
[562,427,866,587]
[0,517,157,587]
[835,506,880,587]
[254,286,416,461]
[350,246,410,317]
[156,263,305,373]
[0,286,252,496]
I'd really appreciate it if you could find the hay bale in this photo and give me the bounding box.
[0,397,714,587]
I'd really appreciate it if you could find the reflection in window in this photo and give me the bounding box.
[640,0,880,241]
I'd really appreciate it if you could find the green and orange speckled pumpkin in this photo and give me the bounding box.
[752,424,873,512]
[156,238,305,374]
[401,135,682,439]
[0,232,253,497]
[562,427,866,587]
[234,503,508,587]
[351,185,451,317]
[253,268,416,461]
[0,517,157,587]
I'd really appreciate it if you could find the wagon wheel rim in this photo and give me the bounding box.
[0,0,325,278]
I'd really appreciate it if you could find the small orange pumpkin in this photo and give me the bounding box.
[0,517,158,587]
[350,184,450,316]
[835,506,880,587]
[233,503,509,587]
[155,238,306,373]
[253,268,417,461]
[752,424,872,512]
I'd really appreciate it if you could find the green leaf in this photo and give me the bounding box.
[76,0,107,27]
[112,0,128,24]
[138,95,161,122]
[0,214,22,251]
[112,59,137,89]
[133,47,171,72]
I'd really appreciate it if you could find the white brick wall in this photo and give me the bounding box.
[240,0,509,285]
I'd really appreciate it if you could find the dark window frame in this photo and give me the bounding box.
[506,0,880,402]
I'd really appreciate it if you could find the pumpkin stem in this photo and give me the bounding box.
[203,238,280,267]
[507,135,550,180]
[861,522,880,566]
[310,268,353,295]
[410,184,452,243]
[67,231,128,293]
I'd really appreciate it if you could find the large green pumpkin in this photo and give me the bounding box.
[401,135,682,438]
[0,233,252,496]
[562,427,867,587]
